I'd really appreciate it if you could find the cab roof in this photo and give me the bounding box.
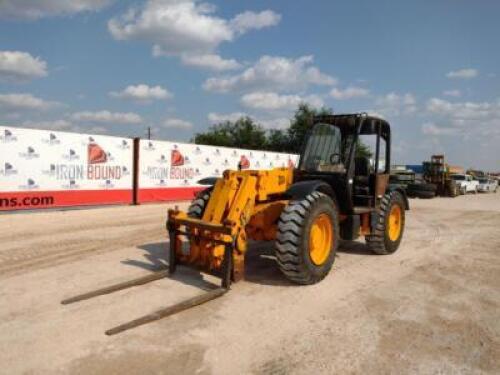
[313,113,391,139]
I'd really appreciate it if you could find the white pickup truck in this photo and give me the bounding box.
[450,174,479,194]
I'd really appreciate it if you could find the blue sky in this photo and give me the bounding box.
[1,0,499,170]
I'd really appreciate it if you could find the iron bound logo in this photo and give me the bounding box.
[143,141,155,151]
[62,149,80,161]
[118,139,130,149]
[0,162,18,176]
[171,146,184,167]
[155,179,168,187]
[42,133,60,145]
[42,164,56,176]
[88,143,107,164]
[100,179,115,189]
[239,155,250,169]
[87,142,122,180]
[121,166,130,176]
[50,142,123,182]
[0,129,17,142]
[19,146,40,159]
[170,147,194,180]
[19,178,39,190]
[61,180,80,189]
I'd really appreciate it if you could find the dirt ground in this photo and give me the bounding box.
[1,193,499,374]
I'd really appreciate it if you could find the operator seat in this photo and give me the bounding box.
[354,156,371,196]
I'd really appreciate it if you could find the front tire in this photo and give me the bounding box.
[275,192,339,285]
[366,191,406,255]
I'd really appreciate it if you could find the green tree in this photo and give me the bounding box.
[286,103,333,153]
[265,129,289,152]
[193,116,267,150]
[355,140,373,159]
[193,103,334,153]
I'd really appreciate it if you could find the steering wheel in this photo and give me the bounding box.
[329,153,341,164]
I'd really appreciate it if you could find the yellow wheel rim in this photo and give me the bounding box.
[388,205,402,242]
[309,213,333,265]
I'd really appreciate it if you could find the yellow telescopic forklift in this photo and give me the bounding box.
[63,114,409,335]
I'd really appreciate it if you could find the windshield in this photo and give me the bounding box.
[478,178,488,183]
[300,123,345,173]
[451,175,465,181]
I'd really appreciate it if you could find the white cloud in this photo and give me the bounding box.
[374,92,417,117]
[0,51,48,82]
[426,98,494,121]
[20,119,74,131]
[109,84,172,102]
[230,10,281,34]
[241,91,324,111]
[108,1,280,67]
[424,97,500,141]
[330,86,369,100]
[446,68,478,79]
[0,93,60,111]
[180,54,241,71]
[0,0,114,20]
[443,89,461,97]
[207,112,288,130]
[208,112,247,123]
[203,55,336,93]
[421,122,457,136]
[71,110,142,124]
[163,117,193,129]
[259,117,289,130]
[87,126,109,134]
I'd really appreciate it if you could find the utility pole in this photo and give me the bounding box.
[147,126,151,140]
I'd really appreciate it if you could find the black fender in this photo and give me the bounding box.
[285,180,337,202]
[197,177,218,186]
[387,184,410,210]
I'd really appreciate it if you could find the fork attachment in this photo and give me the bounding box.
[61,168,292,335]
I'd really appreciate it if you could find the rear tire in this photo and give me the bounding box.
[275,192,339,285]
[187,188,213,218]
[366,191,406,255]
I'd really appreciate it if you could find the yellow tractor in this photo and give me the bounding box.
[62,114,409,335]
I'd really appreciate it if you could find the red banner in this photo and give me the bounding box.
[137,187,204,203]
[0,190,132,211]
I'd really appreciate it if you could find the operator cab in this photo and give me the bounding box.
[296,114,391,214]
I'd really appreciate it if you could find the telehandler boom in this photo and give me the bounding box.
[62,113,409,335]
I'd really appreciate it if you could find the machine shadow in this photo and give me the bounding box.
[122,239,376,290]
[122,242,217,291]
[337,240,375,256]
